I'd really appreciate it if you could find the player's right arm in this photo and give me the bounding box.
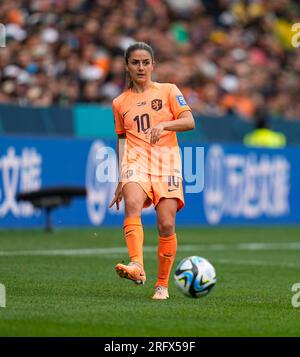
[109,133,126,210]
[109,100,126,210]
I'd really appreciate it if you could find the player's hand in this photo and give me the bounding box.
[144,123,165,144]
[109,182,123,210]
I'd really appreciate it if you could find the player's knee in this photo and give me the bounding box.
[124,197,143,216]
[158,221,175,237]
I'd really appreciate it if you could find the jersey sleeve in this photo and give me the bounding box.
[112,101,125,135]
[168,84,191,119]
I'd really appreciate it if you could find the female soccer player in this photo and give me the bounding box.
[109,42,195,300]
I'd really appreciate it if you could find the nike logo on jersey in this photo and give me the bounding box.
[122,110,129,117]
[137,101,146,106]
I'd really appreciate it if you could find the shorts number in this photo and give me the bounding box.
[168,176,180,189]
[133,113,150,132]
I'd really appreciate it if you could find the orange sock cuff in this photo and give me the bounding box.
[159,233,177,242]
[123,216,142,228]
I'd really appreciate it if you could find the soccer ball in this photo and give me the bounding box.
[174,256,216,298]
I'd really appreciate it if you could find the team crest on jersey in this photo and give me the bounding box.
[151,99,162,111]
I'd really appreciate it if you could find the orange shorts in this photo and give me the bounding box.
[121,172,184,212]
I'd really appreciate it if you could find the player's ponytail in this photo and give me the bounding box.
[124,42,155,89]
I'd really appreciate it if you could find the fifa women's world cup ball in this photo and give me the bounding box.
[174,256,217,298]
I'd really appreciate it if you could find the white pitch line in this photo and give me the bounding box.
[0,247,129,257]
[0,242,300,257]
[213,259,300,268]
[237,242,300,250]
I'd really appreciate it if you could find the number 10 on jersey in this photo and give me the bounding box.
[133,113,150,132]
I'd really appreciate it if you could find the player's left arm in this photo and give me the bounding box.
[162,110,195,132]
[146,110,195,144]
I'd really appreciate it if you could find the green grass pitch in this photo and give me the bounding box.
[0,226,299,337]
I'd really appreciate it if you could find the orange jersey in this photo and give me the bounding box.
[112,82,191,178]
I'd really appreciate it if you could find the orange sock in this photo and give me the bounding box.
[156,234,177,288]
[123,216,144,266]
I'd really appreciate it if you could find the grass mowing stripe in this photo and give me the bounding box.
[1,247,300,268]
[1,241,300,256]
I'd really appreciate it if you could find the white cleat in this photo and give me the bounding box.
[152,286,169,300]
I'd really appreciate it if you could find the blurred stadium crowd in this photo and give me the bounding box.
[0,0,299,121]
